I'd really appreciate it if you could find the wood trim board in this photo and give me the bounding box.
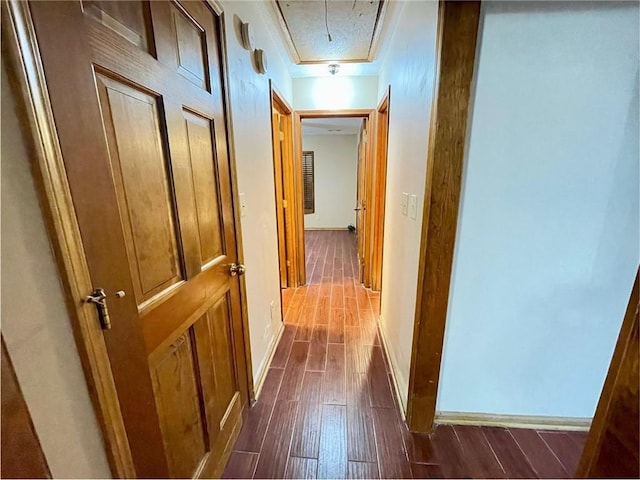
[406,0,481,433]
[576,270,639,477]
[436,412,592,432]
[371,87,390,292]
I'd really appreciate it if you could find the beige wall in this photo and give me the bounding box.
[293,76,378,110]
[221,1,294,386]
[302,134,358,229]
[1,58,112,478]
[375,1,440,412]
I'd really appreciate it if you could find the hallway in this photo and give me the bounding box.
[222,231,587,479]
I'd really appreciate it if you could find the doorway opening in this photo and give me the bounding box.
[270,107,390,315]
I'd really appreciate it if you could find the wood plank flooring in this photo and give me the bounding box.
[223,230,587,479]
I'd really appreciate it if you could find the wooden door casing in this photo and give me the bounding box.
[1,338,51,479]
[29,2,248,478]
[272,108,289,289]
[270,89,299,289]
[577,271,639,478]
[356,118,369,283]
[370,90,390,292]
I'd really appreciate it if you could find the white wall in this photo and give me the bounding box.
[1,59,112,479]
[438,1,639,418]
[375,1,440,411]
[293,76,378,110]
[303,134,358,229]
[221,1,293,384]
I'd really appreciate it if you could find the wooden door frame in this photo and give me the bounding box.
[1,1,254,476]
[270,83,300,290]
[371,88,390,292]
[294,109,375,285]
[576,269,639,477]
[406,0,481,433]
[1,337,51,479]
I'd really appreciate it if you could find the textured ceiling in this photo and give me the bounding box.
[274,0,386,63]
[302,117,363,135]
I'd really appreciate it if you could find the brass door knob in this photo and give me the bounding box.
[229,263,246,277]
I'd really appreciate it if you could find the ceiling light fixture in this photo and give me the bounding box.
[328,64,340,75]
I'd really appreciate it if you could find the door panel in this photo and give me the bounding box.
[29,1,248,477]
[83,0,154,53]
[96,74,183,304]
[151,333,206,479]
[183,110,225,265]
[170,4,209,90]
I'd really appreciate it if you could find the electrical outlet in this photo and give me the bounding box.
[401,192,408,216]
[239,192,247,217]
[409,194,418,220]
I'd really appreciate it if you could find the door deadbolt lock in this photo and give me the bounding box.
[229,263,246,277]
[85,288,112,330]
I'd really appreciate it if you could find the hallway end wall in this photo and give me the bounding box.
[221,1,294,386]
[293,76,378,111]
[302,134,358,229]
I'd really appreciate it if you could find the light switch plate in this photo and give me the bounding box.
[401,192,408,216]
[239,193,247,217]
[409,194,418,220]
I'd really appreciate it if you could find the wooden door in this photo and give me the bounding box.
[356,119,369,282]
[577,271,639,478]
[1,338,51,479]
[29,2,248,478]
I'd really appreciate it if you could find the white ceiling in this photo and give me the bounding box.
[274,0,387,64]
[302,117,363,136]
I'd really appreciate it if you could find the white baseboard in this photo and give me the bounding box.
[435,411,592,431]
[376,316,408,420]
[252,322,285,399]
[304,227,349,231]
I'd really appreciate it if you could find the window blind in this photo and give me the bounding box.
[302,151,314,214]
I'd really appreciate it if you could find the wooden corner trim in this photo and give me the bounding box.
[406,0,481,433]
[1,1,134,476]
[270,0,301,64]
[576,269,639,477]
[271,83,293,114]
[368,0,389,62]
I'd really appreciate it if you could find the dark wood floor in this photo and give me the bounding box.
[223,230,587,479]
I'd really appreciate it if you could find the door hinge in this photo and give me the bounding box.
[282,199,288,208]
[286,260,291,267]
[279,131,285,141]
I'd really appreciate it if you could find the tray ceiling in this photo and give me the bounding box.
[274,0,387,64]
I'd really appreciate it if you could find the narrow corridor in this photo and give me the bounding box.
[223,231,587,479]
